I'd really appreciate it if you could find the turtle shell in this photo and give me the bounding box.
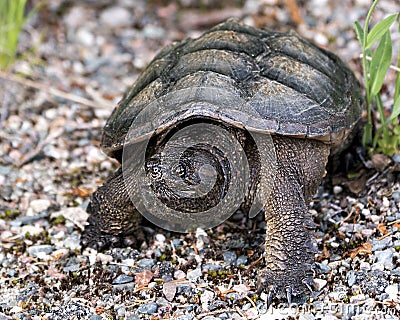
[102,19,362,159]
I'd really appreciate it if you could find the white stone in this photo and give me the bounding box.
[385,284,399,301]
[29,199,51,213]
[333,186,342,195]
[313,278,328,291]
[100,6,131,28]
[370,215,381,223]
[359,261,371,270]
[21,225,44,236]
[382,197,390,208]
[155,234,166,243]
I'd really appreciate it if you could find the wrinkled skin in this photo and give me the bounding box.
[81,130,330,304]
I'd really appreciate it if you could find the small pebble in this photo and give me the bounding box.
[333,186,342,195]
[374,250,394,270]
[112,274,134,285]
[313,278,327,291]
[174,270,186,279]
[163,282,177,302]
[100,6,132,28]
[28,245,54,259]
[138,258,156,269]
[350,294,366,303]
[138,302,158,315]
[360,261,371,271]
[315,262,331,274]
[29,199,51,213]
[236,255,248,266]
[385,284,399,300]
[155,233,166,242]
[370,215,381,223]
[372,237,393,251]
[223,251,237,265]
[187,268,202,280]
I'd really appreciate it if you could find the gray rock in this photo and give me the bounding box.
[138,302,158,314]
[223,251,237,265]
[28,245,54,258]
[374,250,394,270]
[63,264,80,273]
[347,270,356,286]
[372,237,393,251]
[138,258,155,269]
[177,316,194,320]
[142,25,166,39]
[187,268,202,280]
[202,264,221,271]
[30,199,51,213]
[112,274,134,285]
[115,305,126,317]
[392,153,400,163]
[236,255,248,266]
[11,212,48,226]
[390,268,400,276]
[100,6,132,28]
[315,262,331,274]
[356,270,389,295]
[200,290,215,309]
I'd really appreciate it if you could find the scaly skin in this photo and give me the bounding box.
[257,136,330,303]
[81,167,144,250]
[81,134,330,303]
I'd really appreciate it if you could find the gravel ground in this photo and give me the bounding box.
[0,0,399,319]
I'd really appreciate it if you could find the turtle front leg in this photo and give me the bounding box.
[257,136,330,305]
[81,167,144,250]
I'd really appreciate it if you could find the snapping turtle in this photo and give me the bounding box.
[81,19,362,303]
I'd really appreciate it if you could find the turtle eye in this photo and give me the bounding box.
[150,165,163,181]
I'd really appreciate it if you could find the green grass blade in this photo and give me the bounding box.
[0,0,32,70]
[386,95,400,123]
[366,13,398,49]
[354,21,365,46]
[370,31,392,97]
[395,21,400,102]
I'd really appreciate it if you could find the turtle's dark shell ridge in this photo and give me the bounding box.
[102,19,362,158]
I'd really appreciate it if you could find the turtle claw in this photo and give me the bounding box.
[266,286,276,309]
[81,224,143,251]
[257,267,312,307]
[302,278,314,293]
[286,286,292,305]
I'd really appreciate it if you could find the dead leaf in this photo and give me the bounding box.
[377,223,388,235]
[72,186,93,197]
[135,269,153,286]
[344,172,367,195]
[371,154,392,172]
[96,307,105,315]
[348,243,372,259]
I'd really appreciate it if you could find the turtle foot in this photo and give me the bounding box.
[257,267,314,308]
[81,223,144,251]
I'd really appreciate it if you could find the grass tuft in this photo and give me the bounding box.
[354,0,400,156]
[0,0,39,70]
